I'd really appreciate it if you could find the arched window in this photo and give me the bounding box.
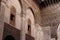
[10,6,16,26]
[4,35,15,40]
[28,19,31,35]
[26,7,35,36]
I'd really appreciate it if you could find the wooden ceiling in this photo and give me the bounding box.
[33,0,60,9]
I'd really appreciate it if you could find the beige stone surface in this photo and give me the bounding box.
[26,8,35,37]
[0,2,4,40]
[57,24,60,40]
[42,26,51,40]
[35,24,44,40]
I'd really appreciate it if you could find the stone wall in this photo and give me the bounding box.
[21,0,41,40]
[35,24,44,40]
[42,26,51,40]
[21,0,41,25]
[41,3,60,26]
[2,0,22,30]
[1,0,49,40]
[41,3,60,39]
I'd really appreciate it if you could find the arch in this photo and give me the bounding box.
[10,6,16,26]
[28,7,35,17]
[26,8,35,37]
[4,35,15,40]
[10,6,16,15]
[10,0,22,15]
[18,0,22,8]
[9,0,22,30]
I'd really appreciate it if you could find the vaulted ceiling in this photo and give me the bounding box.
[33,0,60,9]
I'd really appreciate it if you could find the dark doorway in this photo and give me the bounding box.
[4,35,15,40]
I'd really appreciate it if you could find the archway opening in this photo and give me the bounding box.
[28,19,31,35]
[4,35,15,40]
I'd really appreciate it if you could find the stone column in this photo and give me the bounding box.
[0,2,4,40]
[21,14,26,40]
[15,14,21,30]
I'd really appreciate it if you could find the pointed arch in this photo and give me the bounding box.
[18,0,23,17]
[28,7,35,18]
[26,7,35,37]
[10,6,16,26]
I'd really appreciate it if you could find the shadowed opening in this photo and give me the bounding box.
[4,35,15,40]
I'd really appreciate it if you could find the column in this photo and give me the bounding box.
[0,2,4,40]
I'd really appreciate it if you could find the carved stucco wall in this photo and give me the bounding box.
[2,0,22,30]
[21,0,41,25]
[41,3,60,38]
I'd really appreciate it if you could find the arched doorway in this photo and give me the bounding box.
[4,35,15,40]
